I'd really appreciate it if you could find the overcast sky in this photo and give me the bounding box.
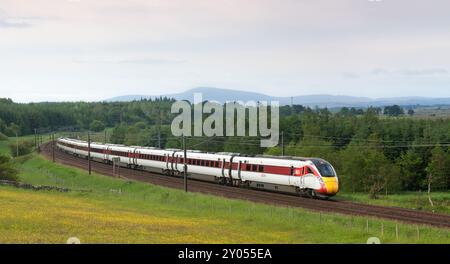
[1,0,450,102]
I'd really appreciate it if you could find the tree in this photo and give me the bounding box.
[425,146,450,206]
[0,154,18,182]
[397,150,425,190]
[384,105,404,117]
[407,109,415,116]
[89,120,105,132]
[110,124,127,144]
[339,135,400,197]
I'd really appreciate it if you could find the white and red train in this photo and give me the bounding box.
[57,137,339,198]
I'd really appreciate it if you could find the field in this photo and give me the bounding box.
[337,192,450,215]
[0,138,449,243]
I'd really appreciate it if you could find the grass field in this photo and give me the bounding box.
[0,137,449,243]
[337,192,450,215]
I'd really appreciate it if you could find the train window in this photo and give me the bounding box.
[246,164,251,171]
[201,160,205,166]
[290,166,294,176]
[252,165,257,172]
[258,165,264,172]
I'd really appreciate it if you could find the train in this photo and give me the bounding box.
[56,137,339,198]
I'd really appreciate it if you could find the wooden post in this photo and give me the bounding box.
[416,225,420,240]
[395,224,399,241]
[381,223,384,237]
[366,219,369,233]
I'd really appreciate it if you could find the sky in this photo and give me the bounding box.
[0,0,450,102]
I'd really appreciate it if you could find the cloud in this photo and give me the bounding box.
[342,72,360,79]
[0,17,31,28]
[371,68,448,76]
[0,8,58,29]
[372,68,391,75]
[72,57,187,65]
[401,68,448,76]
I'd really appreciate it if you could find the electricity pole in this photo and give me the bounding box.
[34,128,37,149]
[104,130,107,144]
[88,131,91,175]
[183,135,187,192]
[281,131,285,156]
[158,110,162,148]
[52,133,55,163]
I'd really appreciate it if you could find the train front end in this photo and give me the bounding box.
[311,159,339,197]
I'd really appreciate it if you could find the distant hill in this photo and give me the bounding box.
[104,87,450,108]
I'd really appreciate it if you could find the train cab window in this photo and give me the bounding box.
[307,167,313,174]
[246,164,251,171]
[258,165,264,173]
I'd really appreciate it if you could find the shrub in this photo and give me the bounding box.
[0,154,18,182]
[9,140,34,157]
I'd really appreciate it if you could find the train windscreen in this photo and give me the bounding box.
[312,160,336,177]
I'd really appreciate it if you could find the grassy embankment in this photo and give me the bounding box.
[337,192,449,215]
[0,138,449,243]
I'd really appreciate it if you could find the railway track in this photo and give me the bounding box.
[40,142,450,228]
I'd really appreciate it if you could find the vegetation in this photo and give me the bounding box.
[337,191,450,214]
[0,132,8,141]
[384,105,405,116]
[0,154,18,182]
[0,97,175,135]
[0,151,448,243]
[1,97,449,198]
[9,140,34,157]
[89,120,105,132]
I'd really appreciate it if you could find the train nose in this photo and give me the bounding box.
[322,177,339,195]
